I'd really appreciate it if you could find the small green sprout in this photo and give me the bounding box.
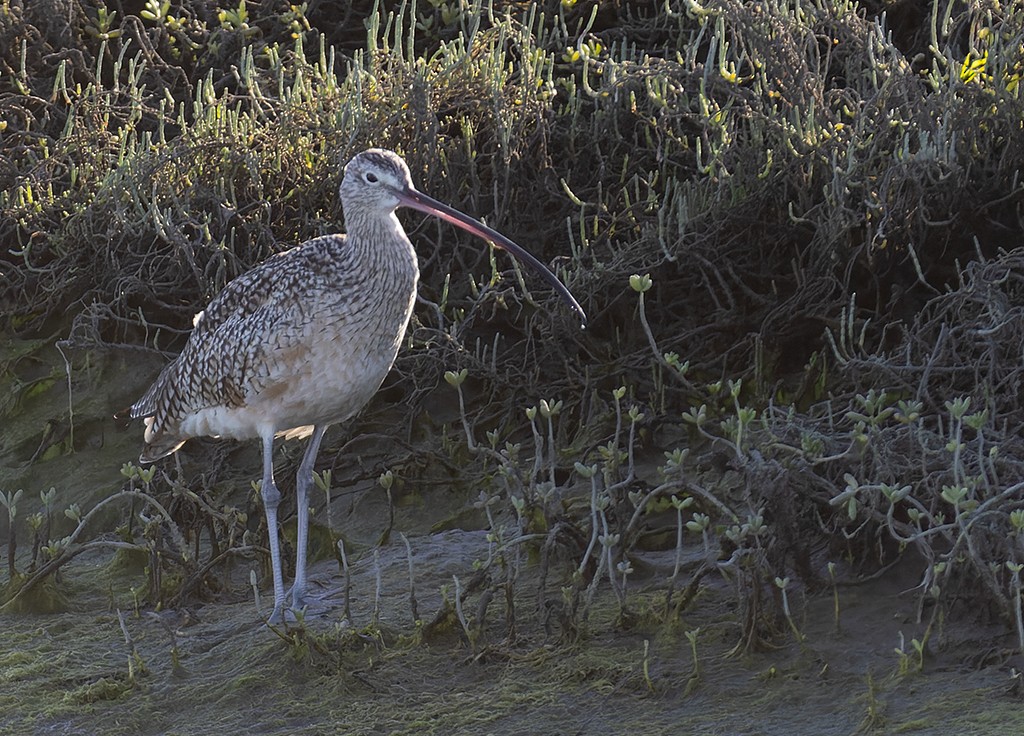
[744,513,766,536]
[671,495,694,511]
[880,484,911,503]
[141,0,171,23]
[218,0,250,31]
[444,368,468,388]
[663,352,689,374]
[641,639,654,692]
[684,628,702,694]
[64,503,82,524]
[895,399,922,423]
[963,409,989,431]
[686,513,710,533]
[945,396,971,421]
[574,462,597,478]
[940,485,968,508]
[1,489,24,522]
[662,448,689,473]
[629,273,653,293]
[539,398,562,418]
[313,469,332,494]
[775,576,805,643]
[682,404,707,426]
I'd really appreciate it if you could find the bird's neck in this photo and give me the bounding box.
[345,211,419,280]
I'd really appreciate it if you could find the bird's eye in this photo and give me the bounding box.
[364,172,379,184]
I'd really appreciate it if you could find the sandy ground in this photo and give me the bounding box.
[2,343,1023,736]
[2,530,1023,736]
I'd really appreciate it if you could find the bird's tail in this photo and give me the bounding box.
[139,438,186,464]
[138,417,187,464]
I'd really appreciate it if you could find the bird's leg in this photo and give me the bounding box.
[292,424,328,611]
[259,431,287,624]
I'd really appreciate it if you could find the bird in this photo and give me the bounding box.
[130,148,586,623]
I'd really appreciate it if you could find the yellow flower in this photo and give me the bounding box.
[960,52,988,83]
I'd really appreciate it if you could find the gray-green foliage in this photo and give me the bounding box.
[3,0,1024,642]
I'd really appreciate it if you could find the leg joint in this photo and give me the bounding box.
[260,480,281,508]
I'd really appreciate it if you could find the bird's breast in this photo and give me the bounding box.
[248,268,417,432]
[173,234,419,441]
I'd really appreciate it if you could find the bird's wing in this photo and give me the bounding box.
[131,236,345,429]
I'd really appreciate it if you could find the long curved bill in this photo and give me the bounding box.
[398,187,587,327]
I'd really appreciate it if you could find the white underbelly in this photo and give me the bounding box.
[179,323,404,440]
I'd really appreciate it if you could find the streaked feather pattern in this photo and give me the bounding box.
[132,218,418,462]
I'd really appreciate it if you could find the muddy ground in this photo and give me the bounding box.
[2,343,1022,736]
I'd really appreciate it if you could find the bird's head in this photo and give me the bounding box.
[340,148,587,326]
[340,148,415,216]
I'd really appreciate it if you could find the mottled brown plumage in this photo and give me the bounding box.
[133,152,419,461]
[130,148,585,623]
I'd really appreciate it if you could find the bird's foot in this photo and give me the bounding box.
[265,583,330,626]
[283,582,307,613]
[265,602,304,627]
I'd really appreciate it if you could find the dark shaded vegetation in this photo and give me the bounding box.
[3,0,1024,659]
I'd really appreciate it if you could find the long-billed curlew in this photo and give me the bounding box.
[131,148,585,623]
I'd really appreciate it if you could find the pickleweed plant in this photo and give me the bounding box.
[1,489,25,579]
[6,0,1024,662]
[774,576,805,644]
